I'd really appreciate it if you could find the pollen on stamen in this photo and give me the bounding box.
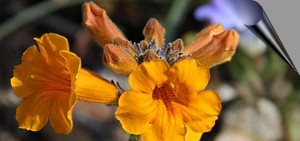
[131,39,187,65]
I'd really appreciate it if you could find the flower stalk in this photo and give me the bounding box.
[129,134,141,141]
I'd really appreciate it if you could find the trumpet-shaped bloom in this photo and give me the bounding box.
[11,33,118,134]
[116,59,221,141]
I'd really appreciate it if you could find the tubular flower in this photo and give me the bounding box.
[11,33,118,134]
[115,58,221,141]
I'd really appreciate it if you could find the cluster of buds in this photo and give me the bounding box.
[83,2,239,76]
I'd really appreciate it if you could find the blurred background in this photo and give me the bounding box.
[0,0,299,141]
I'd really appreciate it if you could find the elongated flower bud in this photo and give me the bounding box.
[184,24,224,55]
[143,49,159,61]
[83,2,126,47]
[103,44,138,76]
[114,37,136,57]
[191,30,239,68]
[170,39,184,52]
[143,18,165,49]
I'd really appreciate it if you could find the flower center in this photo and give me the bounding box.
[152,84,178,110]
[133,40,186,65]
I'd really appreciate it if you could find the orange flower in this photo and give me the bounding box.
[11,33,118,134]
[82,4,238,140]
[115,58,221,141]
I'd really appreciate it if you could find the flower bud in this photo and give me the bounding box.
[139,40,149,53]
[191,30,239,68]
[83,2,126,47]
[114,37,136,57]
[170,39,184,52]
[143,18,165,49]
[103,44,138,76]
[184,24,224,55]
[143,49,159,61]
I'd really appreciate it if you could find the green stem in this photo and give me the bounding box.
[0,0,88,40]
[129,134,140,141]
[164,0,192,42]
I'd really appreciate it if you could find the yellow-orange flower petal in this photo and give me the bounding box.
[168,58,210,95]
[180,90,221,133]
[185,127,203,141]
[83,1,126,47]
[11,34,78,98]
[35,32,69,57]
[11,33,118,134]
[128,59,169,93]
[11,46,48,98]
[16,94,52,132]
[75,69,118,103]
[116,59,221,141]
[141,108,186,141]
[115,90,157,134]
[49,90,77,134]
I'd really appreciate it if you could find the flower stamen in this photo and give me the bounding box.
[153,84,178,111]
[133,39,187,65]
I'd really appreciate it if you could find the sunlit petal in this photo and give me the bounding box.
[181,90,221,133]
[168,58,210,95]
[16,94,51,132]
[185,127,203,141]
[141,102,185,141]
[116,90,157,134]
[129,60,169,93]
[49,92,77,134]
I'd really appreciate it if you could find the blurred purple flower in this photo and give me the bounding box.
[195,0,266,56]
[195,0,245,31]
